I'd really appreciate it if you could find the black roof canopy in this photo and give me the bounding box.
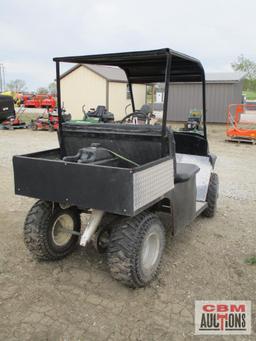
[53,48,204,83]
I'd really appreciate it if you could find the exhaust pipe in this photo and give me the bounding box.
[80,209,104,247]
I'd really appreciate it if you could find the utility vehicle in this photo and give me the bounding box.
[13,49,219,288]
[0,94,15,123]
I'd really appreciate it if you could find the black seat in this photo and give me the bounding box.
[175,163,199,183]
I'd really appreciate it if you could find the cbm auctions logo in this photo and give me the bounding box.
[195,301,251,335]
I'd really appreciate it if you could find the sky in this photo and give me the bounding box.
[1,0,256,91]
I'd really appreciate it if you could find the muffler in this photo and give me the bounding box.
[80,209,104,247]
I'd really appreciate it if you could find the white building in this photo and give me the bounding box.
[60,64,147,120]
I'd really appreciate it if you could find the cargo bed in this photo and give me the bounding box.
[13,148,174,216]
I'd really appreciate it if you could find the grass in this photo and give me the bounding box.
[15,108,47,124]
[19,112,41,124]
[245,256,256,265]
[243,90,256,100]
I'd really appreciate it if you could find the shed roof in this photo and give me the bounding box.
[60,64,127,82]
[205,72,246,83]
[86,64,127,82]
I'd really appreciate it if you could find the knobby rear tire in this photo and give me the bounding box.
[24,200,81,261]
[107,212,165,288]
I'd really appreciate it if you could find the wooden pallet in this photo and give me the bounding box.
[225,137,256,144]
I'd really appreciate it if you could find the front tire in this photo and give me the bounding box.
[24,201,81,260]
[107,212,165,288]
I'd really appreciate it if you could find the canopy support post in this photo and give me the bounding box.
[56,61,65,157]
[201,71,207,139]
[161,53,172,156]
[128,81,135,112]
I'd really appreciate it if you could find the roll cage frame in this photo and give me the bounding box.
[53,48,207,154]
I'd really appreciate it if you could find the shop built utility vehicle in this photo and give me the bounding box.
[13,49,219,288]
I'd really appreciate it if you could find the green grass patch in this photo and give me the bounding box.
[16,110,46,124]
[243,90,256,100]
[245,256,256,265]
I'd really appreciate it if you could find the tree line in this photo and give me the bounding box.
[4,80,56,95]
[231,55,256,92]
[4,55,256,96]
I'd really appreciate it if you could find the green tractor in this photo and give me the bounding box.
[180,109,203,133]
[69,105,115,125]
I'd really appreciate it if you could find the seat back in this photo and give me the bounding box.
[173,131,208,156]
[61,123,176,165]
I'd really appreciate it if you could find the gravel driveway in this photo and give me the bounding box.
[0,126,255,341]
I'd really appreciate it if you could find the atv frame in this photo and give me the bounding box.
[13,49,218,287]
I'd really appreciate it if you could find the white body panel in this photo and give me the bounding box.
[176,153,212,201]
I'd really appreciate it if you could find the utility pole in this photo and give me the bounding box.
[0,64,2,92]
[2,65,5,92]
[0,64,5,92]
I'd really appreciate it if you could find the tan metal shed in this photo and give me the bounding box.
[60,64,146,120]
